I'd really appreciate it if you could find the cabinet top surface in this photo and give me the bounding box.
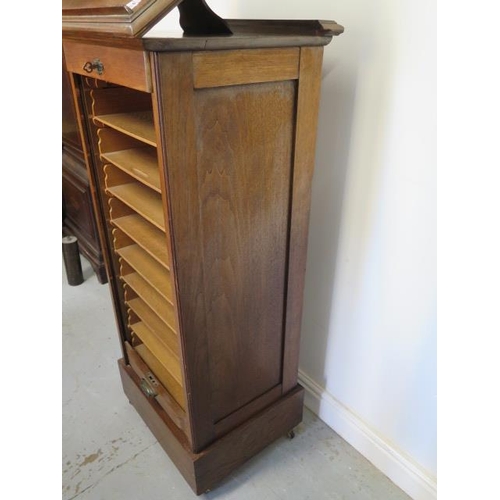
[62,19,344,52]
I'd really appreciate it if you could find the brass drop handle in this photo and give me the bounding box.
[140,378,157,398]
[83,59,104,76]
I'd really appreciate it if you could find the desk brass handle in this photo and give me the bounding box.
[83,59,104,76]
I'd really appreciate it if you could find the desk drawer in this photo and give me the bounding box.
[124,341,188,435]
[63,41,151,93]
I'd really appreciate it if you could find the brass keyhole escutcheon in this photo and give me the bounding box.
[140,378,157,398]
[83,59,104,76]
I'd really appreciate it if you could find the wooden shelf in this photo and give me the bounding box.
[128,297,179,355]
[107,183,165,231]
[101,147,161,193]
[134,343,186,410]
[95,111,157,146]
[122,272,177,327]
[118,245,173,302]
[130,321,182,384]
[112,214,169,269]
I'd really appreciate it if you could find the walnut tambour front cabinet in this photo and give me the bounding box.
[62,0,343,494]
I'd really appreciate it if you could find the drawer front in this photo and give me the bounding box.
[63,41,151,93]
[125,342,189,438]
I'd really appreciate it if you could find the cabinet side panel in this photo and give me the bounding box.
[193,82,295,422]
[282,47,324,393]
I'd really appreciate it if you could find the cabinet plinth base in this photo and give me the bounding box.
[118,359,304,495]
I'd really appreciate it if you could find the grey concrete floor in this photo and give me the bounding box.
[62,257,411,500]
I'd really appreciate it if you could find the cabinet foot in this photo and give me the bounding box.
[287,429,295,440]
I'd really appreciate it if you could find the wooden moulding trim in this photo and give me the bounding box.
[142,18,343,53]
[225,19,344,37]
[119,358,304,495]
[193,385,304,494]
[213,384,282,438]
[64,33,146,50]
[192,48,300,89]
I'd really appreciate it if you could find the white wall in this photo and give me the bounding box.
[294,3,437,499]
[155,2,437,498]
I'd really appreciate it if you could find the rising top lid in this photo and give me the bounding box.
[62,0,218,37]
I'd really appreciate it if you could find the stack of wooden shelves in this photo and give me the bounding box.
[89,82,187,429]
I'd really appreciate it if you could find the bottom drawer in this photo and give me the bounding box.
[125,342,188,436]
[119,357,305,494]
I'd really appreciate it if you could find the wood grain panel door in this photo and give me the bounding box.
[192,81,295,422]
